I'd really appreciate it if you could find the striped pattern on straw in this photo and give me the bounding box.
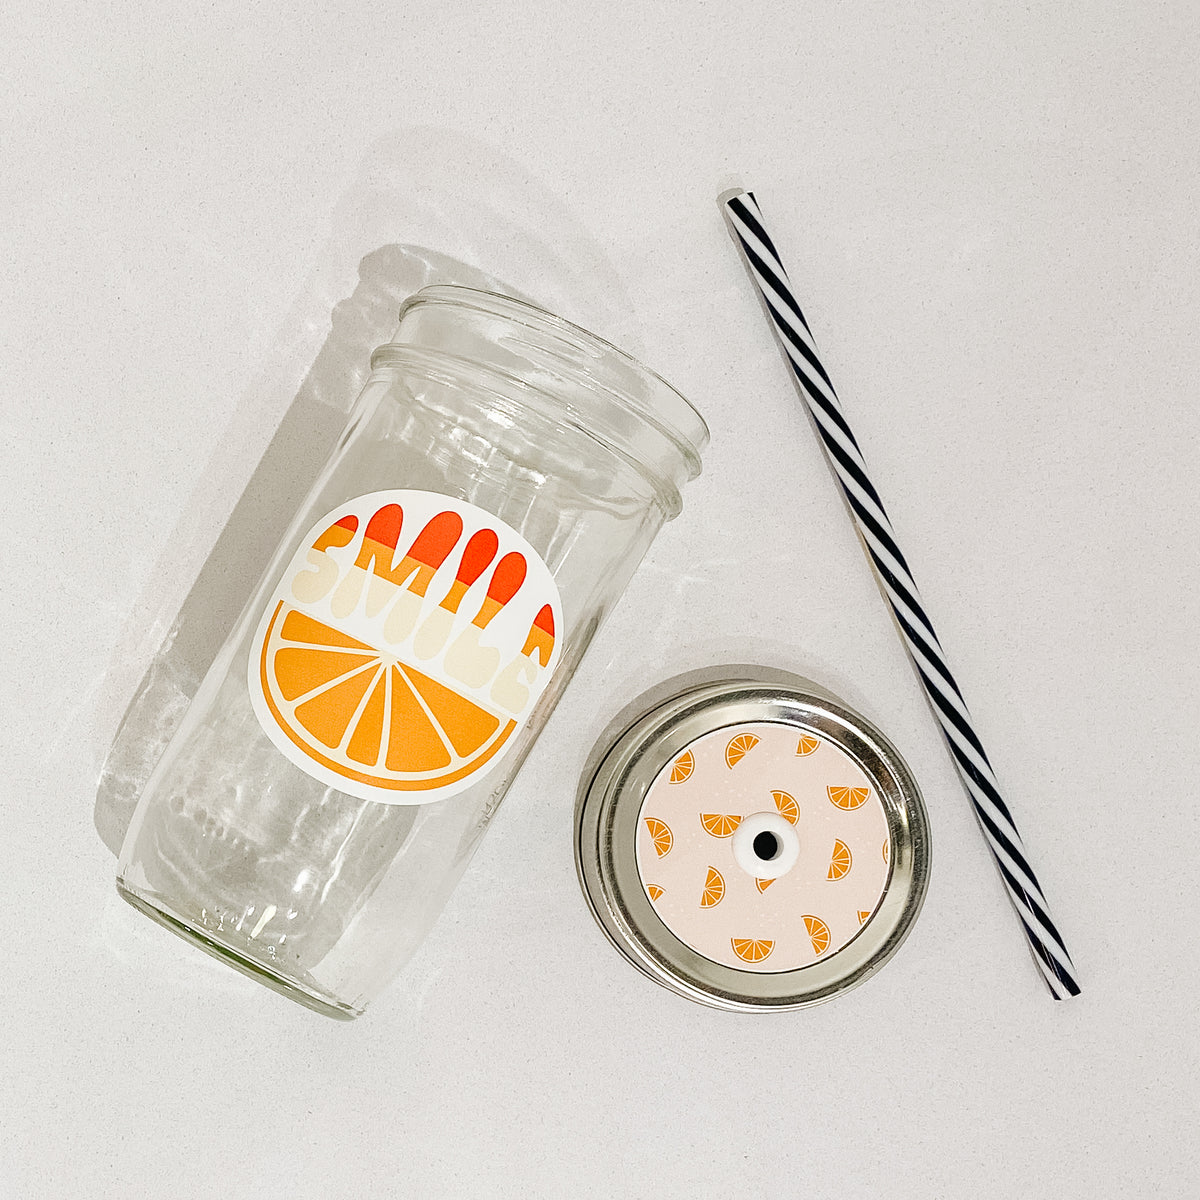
[723,188,1080,999]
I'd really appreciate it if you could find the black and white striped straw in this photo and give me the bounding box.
[723,189,1080,999]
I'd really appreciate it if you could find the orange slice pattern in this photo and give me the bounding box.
[882,838,890,864]
[803,915,831,956]
[700,813,743,838]
[636,722,891,973]
[259,604,516,792]
[647,885,664,902]
[827,839,853,881]
[669,750,695,784]
[644,817,673,858]
[700,867,725,908]
[828,785,870,810]
[771,789,799,825]
[732,938,775,963]
[796,734,821,756]
[724,733,759,768]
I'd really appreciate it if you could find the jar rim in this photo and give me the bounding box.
[368,343,689,518]
[393,285,710,473]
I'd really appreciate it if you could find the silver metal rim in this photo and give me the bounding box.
[575,671,931,1011]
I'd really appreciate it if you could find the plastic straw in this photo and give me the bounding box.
[722,188,1080,999]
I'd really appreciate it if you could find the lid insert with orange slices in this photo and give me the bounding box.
[575,669,930,1011]
[633,720,890,973]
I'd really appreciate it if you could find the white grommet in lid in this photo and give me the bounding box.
[731,811,801,881]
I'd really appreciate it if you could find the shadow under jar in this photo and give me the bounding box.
[117,286,709,1018]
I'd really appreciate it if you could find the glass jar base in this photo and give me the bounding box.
[116,879,363,1021]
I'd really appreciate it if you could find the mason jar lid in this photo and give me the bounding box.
[575,669,930,1011]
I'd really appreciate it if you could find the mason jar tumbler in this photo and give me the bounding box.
[116,286,709,1018]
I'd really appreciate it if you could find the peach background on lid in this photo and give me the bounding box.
[636,720,891,972]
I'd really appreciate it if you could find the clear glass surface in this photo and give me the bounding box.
[117,288,707,1017]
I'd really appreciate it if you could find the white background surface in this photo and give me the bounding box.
[2,3,1198,1197]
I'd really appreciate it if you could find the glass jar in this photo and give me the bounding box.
[117,286,708,1018]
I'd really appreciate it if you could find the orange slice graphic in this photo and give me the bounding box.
[644,817,673,858]
[259,604,516,793]
[772,789,799,825]
[669,750,695,784]
[647,885,664,902]
[827,839,853,880]
[700,867,725,908]
[858,909,871,925]
[700,813,743,838]
[803,915,831,956]
[755,878,775,894]
[882,838,890,863]
[725,733,759,768]
[828,785,870,810]
[796,733,821,756]
[732,938,775,963]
